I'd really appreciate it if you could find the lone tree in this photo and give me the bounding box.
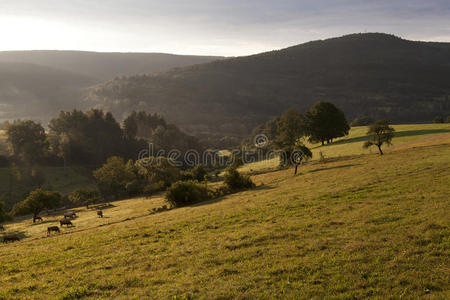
[292,141,312,175]
[12,189,61,222]
[306,101,350,145]
[363,120,395,155]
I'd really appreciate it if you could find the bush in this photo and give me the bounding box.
[181,165,208,182]
[68,189,101,208]
[351,116,374,127]
[223,167,254,190]
[433,116,444,123]
[166,181,209,207]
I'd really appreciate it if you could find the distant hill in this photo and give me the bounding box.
[0,62,96,122]
[0,51,223,81]
[86,33,450,138]
[0,51,222,123]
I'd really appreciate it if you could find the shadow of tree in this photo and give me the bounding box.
[308,164,360,173]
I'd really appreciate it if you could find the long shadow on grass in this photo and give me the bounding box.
[316,129,450,147]
[308,164,360,173]
[191,185,276,208]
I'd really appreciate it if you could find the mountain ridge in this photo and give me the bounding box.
[86,33,450,138]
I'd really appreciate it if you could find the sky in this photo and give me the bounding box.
[0,0,449,56]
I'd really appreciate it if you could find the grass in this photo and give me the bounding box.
[0,127,449,299]
[240,123,450,174]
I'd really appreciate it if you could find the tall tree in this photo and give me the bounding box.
[363,120,395,155]
[276,108,306,148]
[306,101,350,145]
[6,120,48,173]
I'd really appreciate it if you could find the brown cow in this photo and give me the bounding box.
[47,226,60,235]
[97,210,103,218]
[60,219,73,227]
[33,216,43,223]
[64,211,76,219]
[2,234,20,243]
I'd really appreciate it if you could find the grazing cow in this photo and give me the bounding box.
[33,216,43,223]
[97,210,103,218]
[64,211,76,219]
[2,234,20,243]
[0,225,4,231]
[47,226,60,235]
[60,219,73,227]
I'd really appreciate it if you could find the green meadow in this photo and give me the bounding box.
[0,125,449,299]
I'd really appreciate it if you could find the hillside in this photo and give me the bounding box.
[0,51,222,124]
[0,62,96,122]
[86,33,450,137]
[0,51,223,81]
[1,129,449,298]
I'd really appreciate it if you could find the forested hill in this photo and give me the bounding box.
[0,51,222,123]
[86,33,450,137]
[0,51,223,81]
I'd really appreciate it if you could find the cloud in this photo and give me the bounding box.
[0,0,449,55]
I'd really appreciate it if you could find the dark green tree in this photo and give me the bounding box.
[276,108,306,148]
[11,189,61,221]
[306,101,350,145]
[93,156,137,200]
[6,120,48,172]
[363,120,395,155]
[0,199,6,224]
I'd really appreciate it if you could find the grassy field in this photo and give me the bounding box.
[239,123,450,174]
[0,127,449,299]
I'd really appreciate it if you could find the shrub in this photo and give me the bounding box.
[350,116,374,127]
[68,189,101,208]
[433,116,444,123]
[181,165,208,182]
[223,167,254,190]
[166,181,209,207]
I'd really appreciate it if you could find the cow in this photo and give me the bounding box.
[64,211,76,219]
[2,234,20,243]
[33,216,43,223]
[60,219,73,227]
[97,210,103,218]
[47,226,60,235]
[0,225,4,231]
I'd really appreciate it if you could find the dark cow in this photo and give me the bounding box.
[2,234,20,243]
[47,226,60,235]
[33,216,43,223]
[60,219,73,227]
[97,210,103,218]
[64,211,76,219]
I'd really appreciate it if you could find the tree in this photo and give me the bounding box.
[276,108,306,148]
[11,189,61,221]
[292,142,313,175]
[6,120,48,171]
[0,199,6,224]
[68,189,101,208]
[306,102,350,145]
[363,120,395,155]
[93,156,136,200]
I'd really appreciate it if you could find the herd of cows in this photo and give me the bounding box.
[1,210,104,244]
